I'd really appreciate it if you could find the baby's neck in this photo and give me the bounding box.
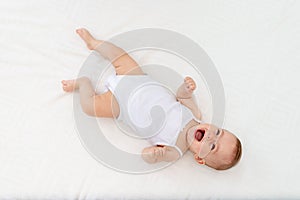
[175,119,200,154]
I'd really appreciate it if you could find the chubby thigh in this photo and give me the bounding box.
[94,91,120,118]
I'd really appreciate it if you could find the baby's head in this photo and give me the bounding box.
[186,123,242,170]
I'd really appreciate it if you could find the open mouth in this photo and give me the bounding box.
[194,129,205,142]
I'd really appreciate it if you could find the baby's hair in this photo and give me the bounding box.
[231,137,242,168]
[216,137,242,170]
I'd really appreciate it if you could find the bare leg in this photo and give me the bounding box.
[176,77,201,120]
[76,28,144,75]
[61,77,119,117]
[76,29,101,50]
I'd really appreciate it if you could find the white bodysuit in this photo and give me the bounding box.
[106,74,196,157]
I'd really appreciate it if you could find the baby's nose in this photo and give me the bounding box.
[207,130,216,140]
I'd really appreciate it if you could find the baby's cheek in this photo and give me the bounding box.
[190,141,201,153]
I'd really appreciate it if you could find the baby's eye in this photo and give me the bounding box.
[216,129,220,136]
[210,143,216,151]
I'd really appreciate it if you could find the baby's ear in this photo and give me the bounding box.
[194,154,206,165]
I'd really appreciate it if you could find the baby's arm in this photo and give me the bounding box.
[142,145,180,163]
[178,98,202,120]
[176,77,202,120]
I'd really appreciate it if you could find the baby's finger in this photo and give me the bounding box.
[153,148,159,157]
[158,148,163,157]
[186,79,192,83]
[154,147,162,157]
[184,76,191,81]
[159,147,166,157]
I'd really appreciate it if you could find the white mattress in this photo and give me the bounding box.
[0,0,300,199]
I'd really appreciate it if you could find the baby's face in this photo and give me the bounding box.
[187,123,237,165]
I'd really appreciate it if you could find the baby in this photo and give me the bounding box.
[62,28,242,170]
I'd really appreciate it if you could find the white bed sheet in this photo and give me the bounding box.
[0,0,300,199]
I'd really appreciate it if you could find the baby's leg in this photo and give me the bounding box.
[76,28,144,75]
[61,77,119,117]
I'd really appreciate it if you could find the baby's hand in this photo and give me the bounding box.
[142,146,167,163]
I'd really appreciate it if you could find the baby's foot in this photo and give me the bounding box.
[61,79,77,92]
[176,76,196,99]
[76,28,101,50]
